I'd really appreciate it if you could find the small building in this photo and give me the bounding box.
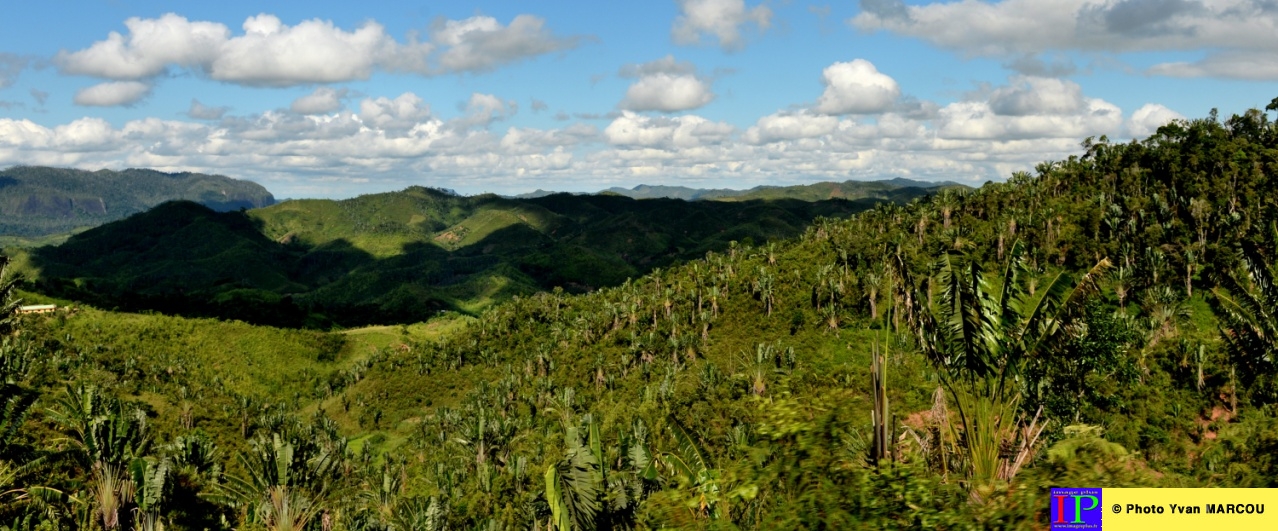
[16,304,56,314]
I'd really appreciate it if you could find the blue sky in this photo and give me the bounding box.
[2,1,1276,198]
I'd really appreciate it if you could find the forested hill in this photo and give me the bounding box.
[21,189,881,327]
[0,166,276,237]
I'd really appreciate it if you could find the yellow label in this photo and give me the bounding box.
[1101,488,1276,530]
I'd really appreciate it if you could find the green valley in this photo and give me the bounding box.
[17,187,885,327]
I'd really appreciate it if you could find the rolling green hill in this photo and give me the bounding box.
[19,187,890,327]
[0,165,276,238]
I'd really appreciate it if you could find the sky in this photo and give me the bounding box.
[1,1,1276,199]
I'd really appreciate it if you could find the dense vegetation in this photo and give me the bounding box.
[2,102,1278,529]
[0,166,276,238]
[18,189,880,328]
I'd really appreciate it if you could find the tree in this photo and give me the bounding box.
[544,426,600,531]
[899,241,1108,498]
[1209,228,1278,403]
[0,256,20,337]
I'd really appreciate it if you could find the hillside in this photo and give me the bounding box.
[21,188,885,327]
[4,104,1278,529]
[0,166,276,238]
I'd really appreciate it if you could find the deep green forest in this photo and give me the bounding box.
[3,103,1278,530]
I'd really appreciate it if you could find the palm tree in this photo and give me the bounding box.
[899,241,1108,498]
[544,426,600,531]
[862,270,884,320]
[1209,230,1278,402]
[211,431,338,526]
[0,256,21,337]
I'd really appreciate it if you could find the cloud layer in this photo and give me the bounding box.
[0,64,1185,197]
[852,0,1278,79]
[55,12,582,90]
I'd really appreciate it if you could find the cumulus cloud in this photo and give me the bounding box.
[430,15,583,73]
[1127,103,1185,137]
[744,111,839,144]
[56,14,228,79]
[987,76,1085,116]
[852,0,1278,79]
[672,0,773,50]
[291,87,347,114]
[210,15,428,86]
[604,112,734,148]
[935,78,1122,140]
[73,81,152,107]
[619,56,715,112]
[187,99,229,120]
[55,12,581,87]
[358,92,432,131]
[450,93,518,130]
[813,60,900,115]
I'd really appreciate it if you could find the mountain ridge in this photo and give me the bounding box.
[0,165,276,237]
[512,177,967,201]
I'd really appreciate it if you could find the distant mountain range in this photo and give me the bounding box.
[0,166,276,237]
[513,177,964,202]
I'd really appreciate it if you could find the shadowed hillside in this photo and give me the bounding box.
[22,187,894,327]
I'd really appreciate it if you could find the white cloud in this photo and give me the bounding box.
[621,74,715,112]
[744,112,840,144]
[56,13,228,79]
[618,56,716,113]
[209,15,426,86]
[935,85,1122,141]
[56,12,581,87]
[358,92,433,131]
[450,93,518,130]
[73,81,152,107]
[431,15,582,73]
[987,76,1085,116]
[604,112,734,149]
[1127,103,1185,138]
[852,0,1278,79]
[672,0,773,50]
[187,99,229,120]
[813,60,900,115]
[291,87,347,114]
